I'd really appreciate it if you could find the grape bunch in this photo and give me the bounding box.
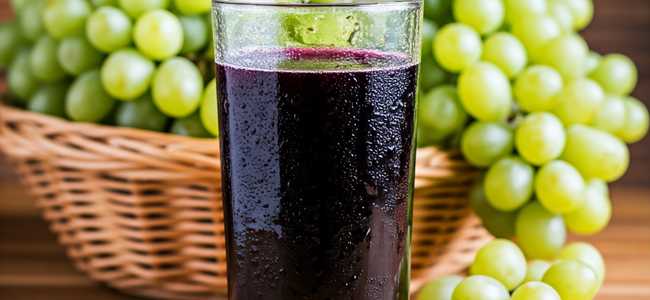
[417,0,648,299]
[0,0,219,138]
[418,239,605,300]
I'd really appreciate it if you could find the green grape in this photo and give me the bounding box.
[19,1,45,42]
[421,19,437,59]
[558,0,593,30]
[565,179,611,235]
[484,157,534,211]
[591,95,626,134]
[535,160,585,214]
[539,34,589,80]
[8,50,39,101]
[563,125,629,182]
[116,95,169,131]
[43,0,92,39]
[542,260,600,300]
[452,0,504,35]
[0,22,23,68]
[92,0,117,7]
[11,0,30,12]
[504,0,547,24]
[180,15,209,54]
[433,23,482,72]
[511,16,560,62]
[118,0,169,18]
[461,122,513,168]
[515,112,566,166]
[30,36,66,83]
[174,0,211,15]
[28,83,68,118]
[469,180,517,238]
[548,0,574,33]
[511,282,561,300]
[171,112,212,138]
[134,10,184,60]
[423,0,452,23]
[482,32,527,78]
[458,62,512,121]
[58,36,103,76]
[418,86,468,139]
[201,79,219,137]
[66,70,116,122]
[86,7,133,53]
[420,56,448,91]
[525,260,552,283]
[558,242,605,283]
[514,66,563,113]
[283,13,358,47]
[152,57,203,118]
[469,239,527,290]
[585,51,601,75]
[416,275,463,300]
[617,97,649,143]
[451,275,509,300]
[101,49,155,101]
[516,202,566,259]
[553,78,605,126]
[590,54,638,96]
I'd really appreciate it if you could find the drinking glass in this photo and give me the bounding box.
[212,1,422,299]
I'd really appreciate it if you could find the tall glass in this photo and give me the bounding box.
[212,1,421,299]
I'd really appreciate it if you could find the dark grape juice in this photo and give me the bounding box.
[217,48,418,300]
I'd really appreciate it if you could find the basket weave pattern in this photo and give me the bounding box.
[0,104,490,299]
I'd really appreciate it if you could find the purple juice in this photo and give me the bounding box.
[216,48,418,300]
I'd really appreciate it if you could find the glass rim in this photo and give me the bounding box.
[212,0,421,8]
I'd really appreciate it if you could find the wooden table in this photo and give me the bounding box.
[0,163,648,300]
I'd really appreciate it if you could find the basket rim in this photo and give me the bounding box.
[0,103,219,146]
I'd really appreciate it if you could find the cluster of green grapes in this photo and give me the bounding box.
[416,0,648,299]
[0,0,219,138]
[418,239,605,300]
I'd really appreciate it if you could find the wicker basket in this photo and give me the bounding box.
[0,103,491,299]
